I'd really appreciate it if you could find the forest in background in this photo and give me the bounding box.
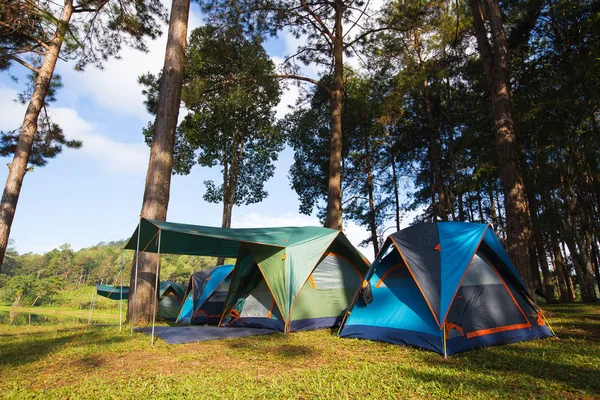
[0,240,221,308]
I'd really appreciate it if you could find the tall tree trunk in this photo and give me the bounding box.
[391,153,401,232]
[559,182,598,302]
[495,187,505,239]
[591,240,600,298]
[471,0,533,288]
[560,239,577,302]
[488,182,498,229]
[535,229,556,303]
[549,233,569,303]
[526,188,556,302]
[449,128,464,222]
[364,136,379,257]
[562,230,597,302]
[528,242,542,293]
[416,33,447,222]
[477,191,485,222]
[0,1,74,270]
[467,195,474,222]
[128,0,190,325]
[217,136,243,265]
[324,0,344,230]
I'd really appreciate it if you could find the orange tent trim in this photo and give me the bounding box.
[466,323,531,339]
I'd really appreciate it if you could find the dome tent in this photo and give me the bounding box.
[339,222,553,356]
[176,264,234,325]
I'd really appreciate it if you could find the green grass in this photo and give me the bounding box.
[0,304,598,399]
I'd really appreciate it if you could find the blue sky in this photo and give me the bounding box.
[0,2,412,261]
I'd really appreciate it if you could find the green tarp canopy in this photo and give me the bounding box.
[124,218,370,331]
[96,281,184,301]
[96,284,129,300]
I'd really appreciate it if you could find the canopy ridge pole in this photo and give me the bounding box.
[151,229,162,346]
[119,250,124,332]
[131,216,142,336]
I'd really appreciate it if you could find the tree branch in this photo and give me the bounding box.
[345,24,421,48]
[7,55,40,73]
[300,0,335,43]
[273,74,332,96]
[343,0,371,39]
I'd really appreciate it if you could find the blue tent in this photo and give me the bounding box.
[176,265,234,325]
[339,222,553,355]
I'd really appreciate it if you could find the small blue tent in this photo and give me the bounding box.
[176,265,234,325]
[339,222,553,355]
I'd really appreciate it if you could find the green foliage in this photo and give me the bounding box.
[0,73,82,168]
[285,72,393,249]
[0,274,63,306]
[0,240,223,307]
[141,25,283,212]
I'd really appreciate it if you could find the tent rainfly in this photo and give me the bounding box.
[339,222,554,356]
[176,264,235,325]
[124,218,370,333]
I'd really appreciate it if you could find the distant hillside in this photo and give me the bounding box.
[0,241,224,307]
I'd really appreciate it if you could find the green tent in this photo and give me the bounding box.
[124,218,370,332]
[158,281,185,321]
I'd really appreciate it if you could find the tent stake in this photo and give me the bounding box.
[131,216,142,336]
[151,229,162,346]
[119,250,124,332]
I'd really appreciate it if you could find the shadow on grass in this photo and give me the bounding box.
[556,321,600,340]
[406,367,555,397]
[0,327,129,369]
[226,334,317,359]
[423,339,600,397]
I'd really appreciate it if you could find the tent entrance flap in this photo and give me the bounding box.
[221,259,283,331]
[289,253,363,325]
[445,253,531,339]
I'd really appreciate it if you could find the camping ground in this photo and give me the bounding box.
[0,304,598,399]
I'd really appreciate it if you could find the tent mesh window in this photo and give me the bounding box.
[309,254,362,289]
[240,278,277,319]
[207,279,230,303]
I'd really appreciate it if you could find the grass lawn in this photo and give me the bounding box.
[0,304,598,399]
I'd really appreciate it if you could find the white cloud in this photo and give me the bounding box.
[0,88,26,132]
[52,107,149,173]
[56,6,204,123]
[0,89,149,173]
[271,73,300,119]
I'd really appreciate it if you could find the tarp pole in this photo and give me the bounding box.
[151,229,162,346]
[119,250,124,332]
[130,216,142,336]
